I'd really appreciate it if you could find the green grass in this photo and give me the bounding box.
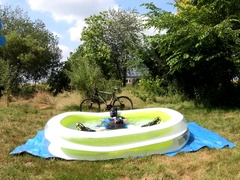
[0,91,239,180]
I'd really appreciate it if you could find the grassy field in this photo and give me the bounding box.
[0,90,239,180]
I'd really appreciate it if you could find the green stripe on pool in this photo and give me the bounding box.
[60,139,174,159]
[63,128,172,146]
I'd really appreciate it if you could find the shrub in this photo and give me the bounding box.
[131,76,166,102]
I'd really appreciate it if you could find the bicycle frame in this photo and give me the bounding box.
[94,89,117,108]
[80,86,133,112]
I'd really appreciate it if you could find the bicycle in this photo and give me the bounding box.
[80,86,133,112]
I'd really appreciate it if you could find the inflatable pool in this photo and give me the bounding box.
[44,108,190,160]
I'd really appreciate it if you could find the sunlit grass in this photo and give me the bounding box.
[0,89,239,180]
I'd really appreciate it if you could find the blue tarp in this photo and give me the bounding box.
[10,122,236,159]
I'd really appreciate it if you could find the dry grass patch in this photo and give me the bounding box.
[53,91,82,110]
[0,91,83,111]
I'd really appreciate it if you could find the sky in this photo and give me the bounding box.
[0,0,175,61]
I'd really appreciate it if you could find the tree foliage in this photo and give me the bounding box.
[78,8,144,86]
[47,61,71,96]
[0,5,62,96]
[67,45,107,97]
[143,0,240,107]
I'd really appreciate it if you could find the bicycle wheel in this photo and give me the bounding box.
[113,96,133,110]
[80,98,100,112]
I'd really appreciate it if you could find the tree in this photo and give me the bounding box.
[0,5,62,95]
[0,59,13,106]
[80,8,144,86]
[143,1,240,107]
[47,61,71,96]
[67,45,106,97]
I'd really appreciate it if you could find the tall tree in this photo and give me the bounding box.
[0,5,62,95]
[47,61,71,96]
[143,0,240,107]
[80,8,144,86]
[67,45,105,97]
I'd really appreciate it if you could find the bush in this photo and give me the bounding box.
[131,76,166,102]
[19,83,51,99]
[19,84,36,99]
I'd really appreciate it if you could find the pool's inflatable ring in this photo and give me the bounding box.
[44,108,190,160]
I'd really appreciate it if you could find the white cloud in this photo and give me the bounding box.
[52,31,64,39]
[160,29,167,35]
[144,27,157,36]
[141,16,167,36]
[68,19,86,42]
[27,0,118,42]
[59,45,72,61]
[27,0,117,23]
[144,28,167,36]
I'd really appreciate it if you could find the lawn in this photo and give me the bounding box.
[0,91,239,180]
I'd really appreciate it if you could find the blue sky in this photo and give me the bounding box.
[0,0,175,61]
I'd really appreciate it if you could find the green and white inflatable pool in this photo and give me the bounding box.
[44,108,189,160]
